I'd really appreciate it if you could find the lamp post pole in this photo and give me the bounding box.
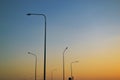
[70,61,79,80]
[26,13,47,80]
[28,52,37,80]
[63,47,68,80]
[51,69,56,80]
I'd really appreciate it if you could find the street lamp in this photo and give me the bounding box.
[51,69,57,80]
[63,47,68,80]
[26,13,47,80]
[28,52,37,80]
[70,61,79,80]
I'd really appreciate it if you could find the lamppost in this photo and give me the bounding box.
[51,69,57,80]
[28,52,37,80]
[63,47,68,80]
[26,13,47,80]
[70,61,79,80]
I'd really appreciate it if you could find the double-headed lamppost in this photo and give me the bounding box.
[51,69,57,80]
[63,47,68,80]
[26,13,47,80]
[28,52,37,80]
[70,61,79,80]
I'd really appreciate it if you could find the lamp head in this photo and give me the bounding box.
[75,61,79,63]
[28,52,31,54]
[26,13,31,16]
[66,47,68,50]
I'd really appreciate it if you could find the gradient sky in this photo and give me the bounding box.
[0,0,120,80]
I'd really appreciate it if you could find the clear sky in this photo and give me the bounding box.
[0,0,120,80]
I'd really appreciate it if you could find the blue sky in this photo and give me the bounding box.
[0,0,120,80]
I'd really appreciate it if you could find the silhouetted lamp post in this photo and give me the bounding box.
[70,61,79,80]
[28,52,37,80]
[26,13,47,80]
[51,69,57,80]
[63,47,68,80]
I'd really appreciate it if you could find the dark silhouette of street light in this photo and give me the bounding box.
[26,13,47,80]
[51,69,57,80]
[28,52,37,80]
[63,47,68,80]
[70,61,79,80]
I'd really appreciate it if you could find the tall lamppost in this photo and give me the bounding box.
[70,61,79,80]
[26,13,47,80]
[51,69,57,80]
[28,52,37,80]
[63,47,68,80]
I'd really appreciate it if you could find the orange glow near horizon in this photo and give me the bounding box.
[1,37,120,80]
